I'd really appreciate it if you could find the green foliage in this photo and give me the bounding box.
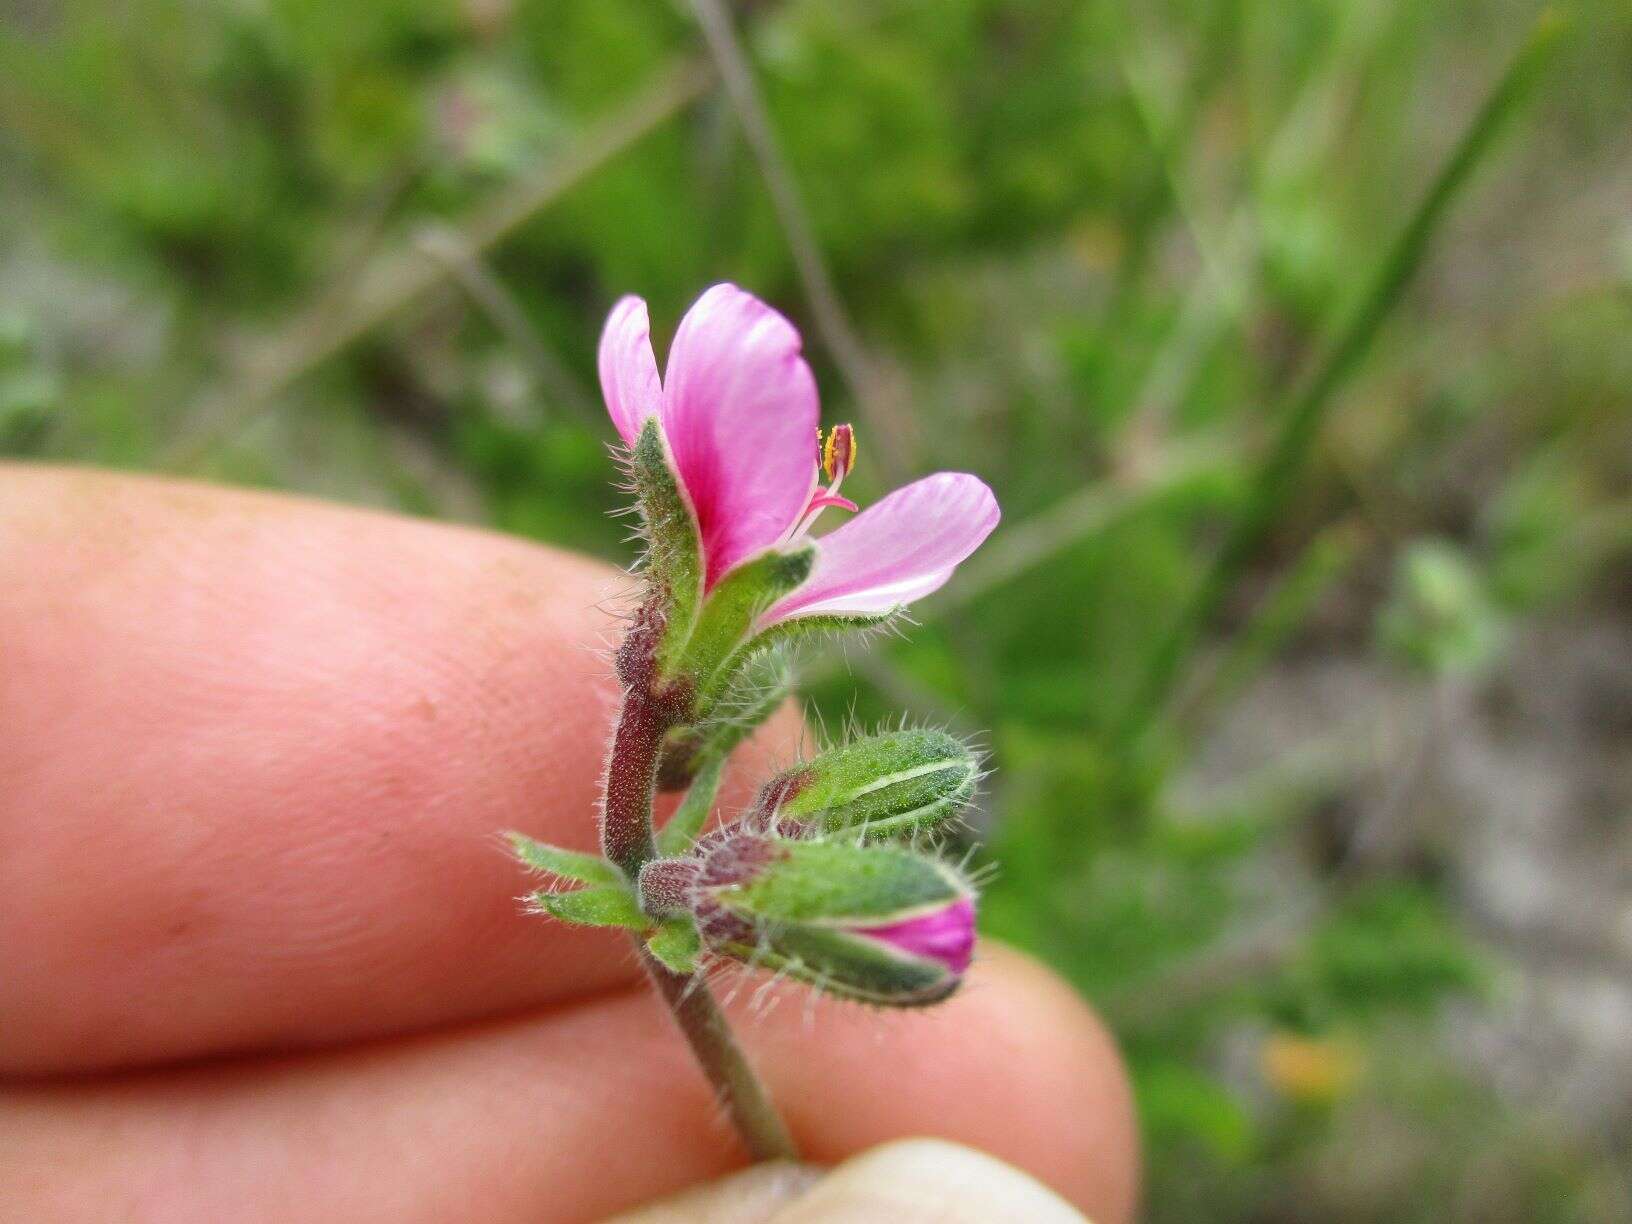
[0,312,60,452]
[1269,883,1487,1029]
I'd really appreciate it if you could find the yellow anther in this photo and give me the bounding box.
[822,424,857,482]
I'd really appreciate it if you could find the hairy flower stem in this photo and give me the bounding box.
[600,681,799,1162]
[601,689,666,878]
[640,947,799,1161]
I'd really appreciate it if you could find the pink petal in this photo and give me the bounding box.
[661,284,819,588]
[852,896,975,976]
[763,473,999,623]
[597,295,663,446]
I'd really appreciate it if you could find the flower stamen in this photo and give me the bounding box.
[822,423,856,483]
[785,424,860,543]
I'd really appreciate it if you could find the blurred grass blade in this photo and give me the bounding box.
[1109,0,1244,304]
[1172,520,1366,735]
[1115,12,1566,746]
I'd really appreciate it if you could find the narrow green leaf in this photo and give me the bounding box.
[658,754,726,856]
[647,918,703,975]
[1175,522,1363,733]
[507,833,624,886]
[532,886,646,929]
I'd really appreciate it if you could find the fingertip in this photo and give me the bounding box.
[607,1136,1099,1224]
[769,1138,1088,1223]
[970,944,1141,1223]
[606,1162,820,1224]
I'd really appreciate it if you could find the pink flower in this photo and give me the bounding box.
[598,284,999,626]
[849,895,976,976]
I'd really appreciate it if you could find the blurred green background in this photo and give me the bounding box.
[4,0,1630,1218]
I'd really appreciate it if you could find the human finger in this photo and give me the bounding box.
[0,465,802,1076]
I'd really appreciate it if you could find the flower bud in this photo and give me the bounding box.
[642,831,976,1006]
[757,729,978,839]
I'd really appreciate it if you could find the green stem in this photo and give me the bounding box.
[600,685,798,1162]
[641,946,799,1162]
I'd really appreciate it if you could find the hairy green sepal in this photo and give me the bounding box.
[748,609,897,653]
[770,729,978,839]
[630,418,704,677]
[712,840,967,925]
[678,545,814,702]
[717,925,956,1006]
[704,840,971,1006]
[531,885,646,929]
[647,918,703,975]
[507,833,625,885]
[697,610,895,714]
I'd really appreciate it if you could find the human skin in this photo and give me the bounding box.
[0,465,1139,1223]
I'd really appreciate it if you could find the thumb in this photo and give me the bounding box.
[609,1138,1089,1223]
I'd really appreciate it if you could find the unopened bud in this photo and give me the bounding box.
[641,831,976,1006]
[758,730,978,839]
